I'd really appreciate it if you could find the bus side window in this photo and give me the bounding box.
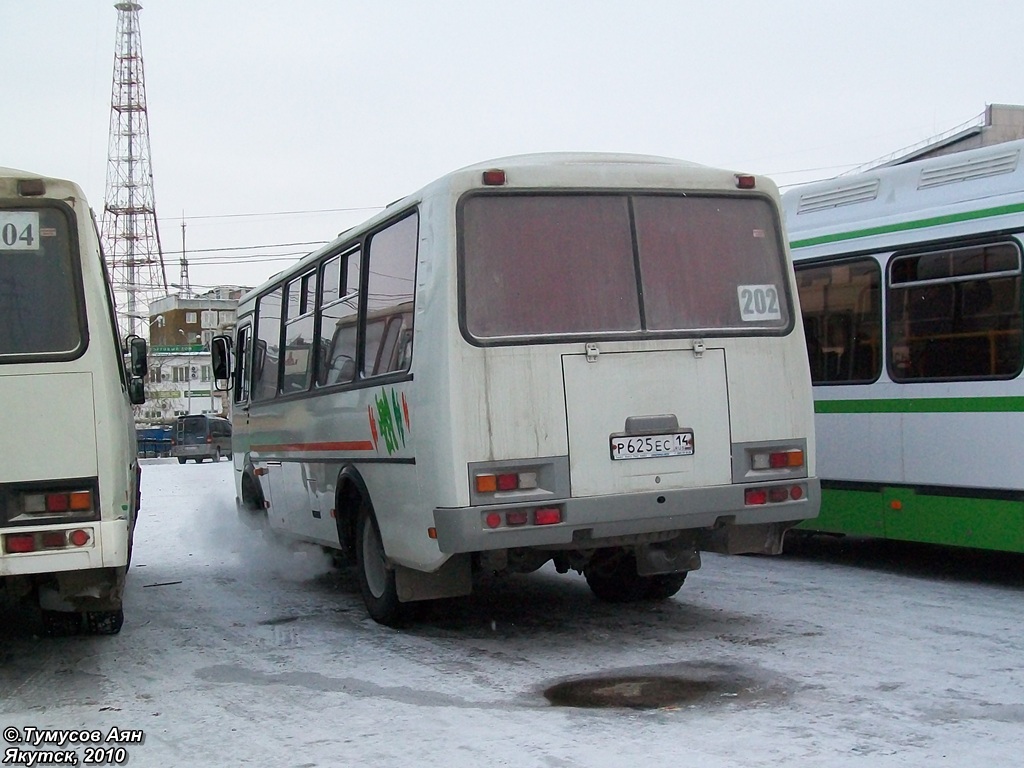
[363,213,417,377]
[252,288,283,401]
[317,249,360,387]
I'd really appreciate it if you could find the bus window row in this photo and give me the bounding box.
[244,212,418,404]
[796,240,1023,384]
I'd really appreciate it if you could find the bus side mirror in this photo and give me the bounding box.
[129,377,146,405]
[211,335,232,389]
[127,335,148,378]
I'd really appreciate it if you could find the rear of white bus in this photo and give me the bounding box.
[432,157,819,600]
[0,171,140,635]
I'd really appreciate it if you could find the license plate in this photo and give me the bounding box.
[610,431,694,460]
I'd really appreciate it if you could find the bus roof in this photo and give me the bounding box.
[240,152,774,303]
[0,167,84,199]
[782,138,1024,250]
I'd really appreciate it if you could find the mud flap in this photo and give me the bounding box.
[394,554,472,602]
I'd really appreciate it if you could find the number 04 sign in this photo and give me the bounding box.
[0,211,40,251]
[737,284,781,321]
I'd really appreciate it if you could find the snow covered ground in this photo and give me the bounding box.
[1,459,1021,767]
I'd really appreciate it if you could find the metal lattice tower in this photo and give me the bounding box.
[101,1,167,339]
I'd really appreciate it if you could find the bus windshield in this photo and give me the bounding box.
[460,193,790,339]
[0,206,83,357]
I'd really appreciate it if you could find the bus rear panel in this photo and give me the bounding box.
[0,168,142,635]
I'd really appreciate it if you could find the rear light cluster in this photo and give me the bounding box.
[475,471,538,494]
[751,449,804,471]
[3,486,98,526]
[744,485,806,506]
[23,490,93,515]
[483,506,563,529]
[4,528,92,554]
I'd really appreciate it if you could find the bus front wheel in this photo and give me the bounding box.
[355,506,406,627]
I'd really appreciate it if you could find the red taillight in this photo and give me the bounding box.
[46,494,70,513]
[207,435,213,444]
[482,169,506,186]
[790,485,804,500]
[41,531,67,548]
[69,529,91,547]
[735,173,756,189]
[5,534,35,553]
[768,487,789,503]
[745,488,768,506]
[534,507,561,525]
[485,513,502,529]
[496,473,518,491]
[505,510,528,526]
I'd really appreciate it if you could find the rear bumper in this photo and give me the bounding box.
[172,445,214,458]
[433,478,820,554]
[0,519,130,577]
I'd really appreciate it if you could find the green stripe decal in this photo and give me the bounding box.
[815,396,1024,414]
[790,201,1024,249]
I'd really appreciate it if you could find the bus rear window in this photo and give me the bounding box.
[460,193,789,340]
[0,207,83,358]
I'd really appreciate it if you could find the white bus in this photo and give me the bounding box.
[213,153,819,625]
[783,138,1024,552]
[0,167,147,635]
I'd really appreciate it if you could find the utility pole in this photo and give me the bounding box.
[101,1,168,340]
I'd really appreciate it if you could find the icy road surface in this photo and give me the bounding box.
[1,459,1021,767]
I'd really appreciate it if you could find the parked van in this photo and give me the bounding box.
[171,415,232,463]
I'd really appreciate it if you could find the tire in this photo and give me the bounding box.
[584,549,649,603]
[85,610,124,635]
[214,448,222,462]
[355,504,407,627]
[643,572,688,600]
[177,457,186,465]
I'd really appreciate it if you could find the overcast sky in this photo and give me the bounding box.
[3,1,1022,291]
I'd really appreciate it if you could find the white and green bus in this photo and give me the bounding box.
[213,153,819,625]
[0,167,147,635]
[784,138,1024,552]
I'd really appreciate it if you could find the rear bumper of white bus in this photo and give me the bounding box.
[0,519,130,577]
[432,478,821,554]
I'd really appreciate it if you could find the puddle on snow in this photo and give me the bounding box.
[543,662,790,710]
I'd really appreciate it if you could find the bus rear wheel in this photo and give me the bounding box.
[355,506,406,627]
[85,609,124,635]
[584,549,687,602]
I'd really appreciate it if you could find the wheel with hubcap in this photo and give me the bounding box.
[355,504,407,626]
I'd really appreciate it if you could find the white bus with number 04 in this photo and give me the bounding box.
[0,167,148,635]
[212,153,819,626]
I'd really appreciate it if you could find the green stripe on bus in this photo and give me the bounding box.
[815,396,1024,414]
[789,201,1024,249]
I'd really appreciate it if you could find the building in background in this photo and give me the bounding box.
[850,103,1024,173]
[138,286,250,423]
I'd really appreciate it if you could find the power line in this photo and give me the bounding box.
[158,205,383,224]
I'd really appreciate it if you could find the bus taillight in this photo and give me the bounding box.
[69,529,91,547]
[745,485,807,506]
[475,471,538,494]
[480,505,564,529]
[4,534,35,553]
